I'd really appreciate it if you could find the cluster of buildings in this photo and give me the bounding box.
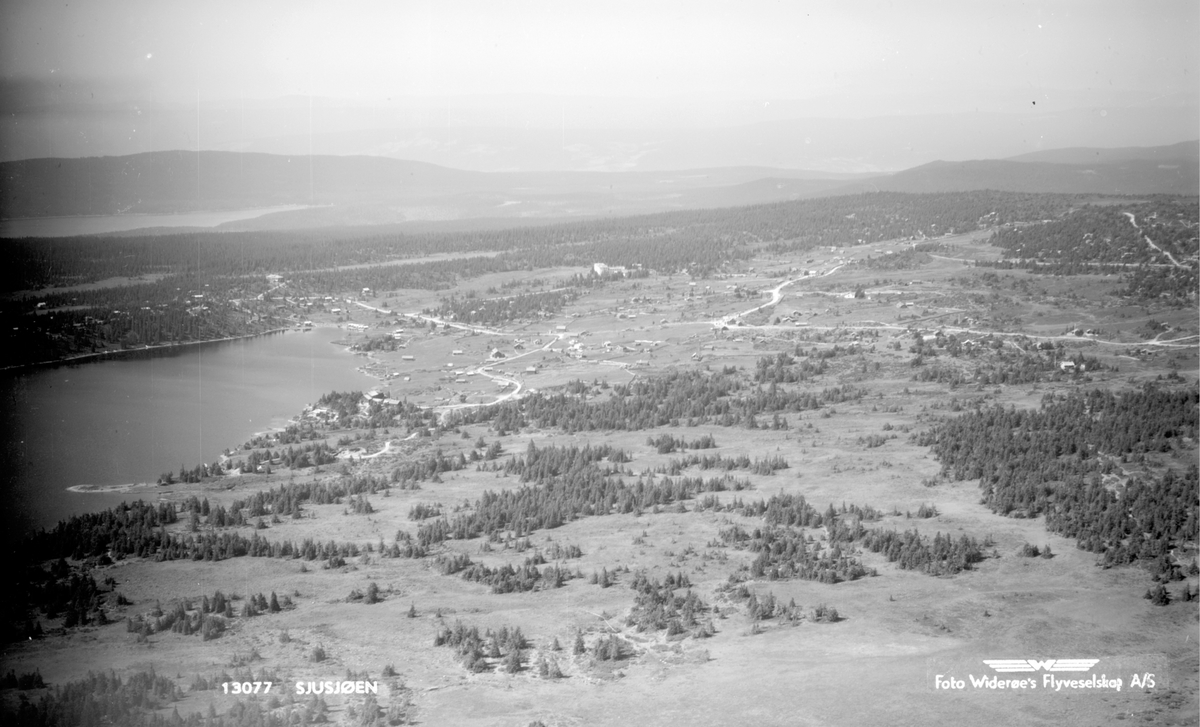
[593,263,630,277]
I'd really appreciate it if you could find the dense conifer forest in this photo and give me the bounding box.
[981,198,1199,301]
[918,385,1199,580]
[5,191,1078,292]
[447,371,866,433]
[2,190,1088,367]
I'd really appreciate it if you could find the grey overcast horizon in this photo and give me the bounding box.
[1,0,1197,172]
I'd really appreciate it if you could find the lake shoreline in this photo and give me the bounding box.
[66,482,162,494]
[0,327,294,374]
[4,324,372,535]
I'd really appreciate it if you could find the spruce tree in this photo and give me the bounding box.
[503,648,521,673]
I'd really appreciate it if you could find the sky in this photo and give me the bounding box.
[1,0,1197,168]
[4,0,1195,105]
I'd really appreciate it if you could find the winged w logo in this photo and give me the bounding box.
[983,659,1100,673]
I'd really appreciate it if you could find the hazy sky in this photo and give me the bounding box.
[4,0,1196,105]
[2,1,1197,169]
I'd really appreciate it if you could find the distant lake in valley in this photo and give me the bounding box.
[0,205,308,238]
[0,327,373,540]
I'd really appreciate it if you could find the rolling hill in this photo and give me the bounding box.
[1,142,1194,234]
[0,151,862,224]
[1005,140,1199,165]
[829,141,1199,197]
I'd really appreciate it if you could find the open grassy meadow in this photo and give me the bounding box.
[5,228,1197,727]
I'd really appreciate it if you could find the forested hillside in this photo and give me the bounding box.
[918,386,1199,581]
[3,190,1078,367]
[981,198,1198,301]
[6,190,1075,291]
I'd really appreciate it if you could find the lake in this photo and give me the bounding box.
[0,205,309,238]
[0,327,374,539]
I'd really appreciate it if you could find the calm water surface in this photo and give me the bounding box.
[0,328,372,538]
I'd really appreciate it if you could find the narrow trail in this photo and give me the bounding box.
[927,253,974,264]
[718,264,846,326]
[354,302,510,336]
[350,300,579,421]
[1124,212,1187,270]
[345,262,1196,430]
[434,370,524,422]
[705,260,1196,349]
[257,281,288,300]
[360,440,393,459]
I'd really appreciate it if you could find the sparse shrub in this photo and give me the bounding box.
[201,615,226,641]
[1145,585,1171,606]
[813,604,840,623]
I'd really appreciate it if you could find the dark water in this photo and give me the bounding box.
[0,328,372,538]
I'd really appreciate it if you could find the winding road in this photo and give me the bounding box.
[718,264,846,327]
[344,262,1196,429]
[1124,212,1188,270]
[348,300,574,419]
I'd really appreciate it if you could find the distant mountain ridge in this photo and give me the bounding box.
[4,87,1195,174]
[1005,140,1199,165]
[1,142,1194,231]
[828,142,1199,197]
[0,151,861,222]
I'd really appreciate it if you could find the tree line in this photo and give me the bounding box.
[447,369,866,433]
[7,190,1089,367]
[917,385,1199,581]
[982,200,1198,302]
